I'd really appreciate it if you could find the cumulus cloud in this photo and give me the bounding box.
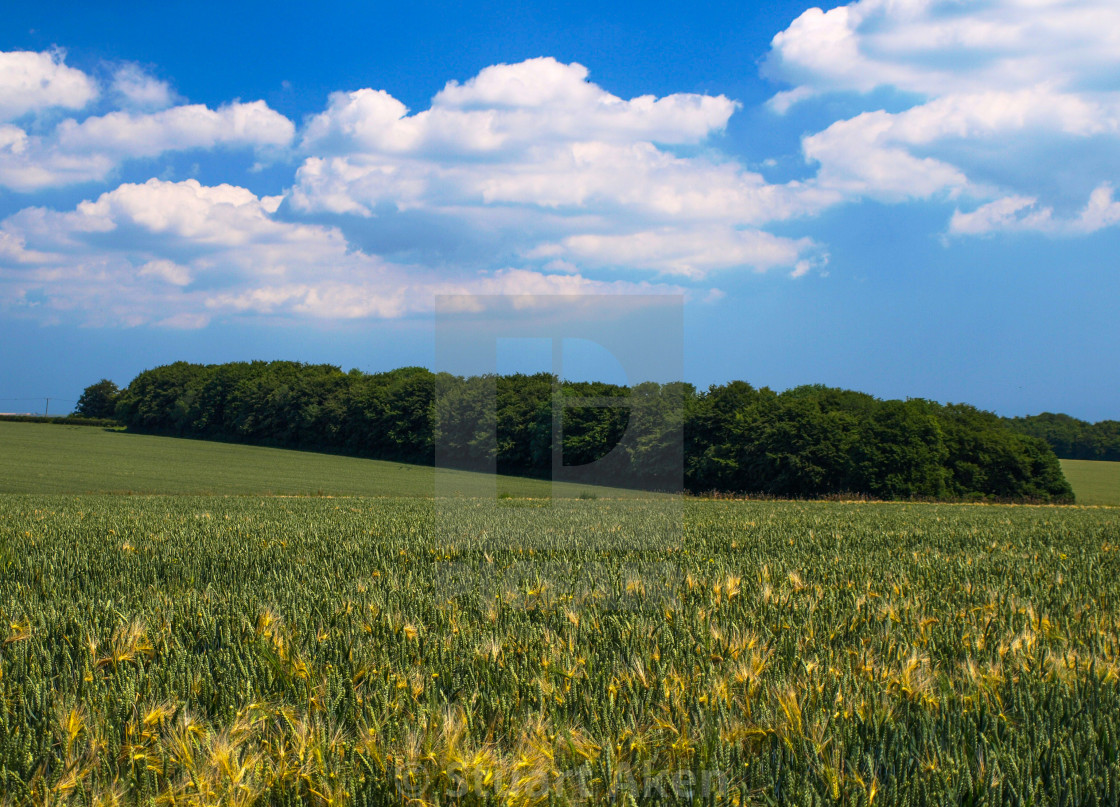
[801,109,970,201]
[70,178,290,246]
[949,196,1053,236]
[110,63,177,110]
[0,49,98,121]
[530,227,821,278]
[0,177,682,327]
[800,88,1120,202]
[3,178,357,276]
[0,99,295,191]
[950,184,1120,236]
[137,258,192,285]
[0,178,390,325]
[1074,185,1120,233]
[0,49,295,191]
[292,57,748,220]
[58,101,294,156]
[291,140,832,224]
[7,9,1118,335]
[767,0,1120,107]
[0,54,741,328]
[301,58,738,157]
[767,0,1120,235]
[290,57,824,278]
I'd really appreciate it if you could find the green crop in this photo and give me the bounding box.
[1059,459,1120,506]
[0,496,1117,805]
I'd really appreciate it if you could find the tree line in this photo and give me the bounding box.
[1004,412,1120,462]
[77,361,1073,501]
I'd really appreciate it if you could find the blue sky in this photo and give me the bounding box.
[1,0,1117,420]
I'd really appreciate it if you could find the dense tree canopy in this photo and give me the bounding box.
[1006,412,1120,462]
[110,361,1074,502]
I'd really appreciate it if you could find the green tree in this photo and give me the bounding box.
[75,379,120,419]
[851,399,949,499]
[107,359,1074,501]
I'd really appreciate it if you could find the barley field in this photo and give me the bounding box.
[1,496,1118,805]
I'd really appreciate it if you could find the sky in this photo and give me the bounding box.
[0,0,1117,421]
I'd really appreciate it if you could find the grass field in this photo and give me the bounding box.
[4,421,1114,507]
[1060,458,1120,506]
[0,421,622,498]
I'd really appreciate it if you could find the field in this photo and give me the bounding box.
[1,494,1118,806]
[3,422,1115,507]
[0,422,617,498]
[1060,459,1120,506]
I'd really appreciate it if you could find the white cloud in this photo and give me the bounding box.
[9,14,1119,335]
[468,267,687,298]
[137,259,192,285]
[949,195,1052,235]
[801,89,1120,201]
[71,178,293,246]
[0,49,97,121]
[531,227,820,278]
[802,109,970,201]
[302,58,738,156]
[294,58,744,217]
[290,58,824,280]
[1074,184,1120,234]
[57,101,294,156]
[3,178,299,256]
[0,48,295,191]
[0,52,823,293]
[292,140,833,223]
[0,100,295,191]
[110,63,177,110]
[0,177,683,327]
[950,183,1120,235]
[0,178,391,325]
[767,0,1120,105]
[0,123,27,157]
[0,229,50,264]
[767,0,1120,235]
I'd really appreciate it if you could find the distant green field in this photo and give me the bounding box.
[1061,458,1120,506]
[0,421,623,497]
[5,421,1114,506]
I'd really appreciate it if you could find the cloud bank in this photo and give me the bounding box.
[289,57,825,276]
[767,0,1120,232]
[2,4,1119,330]
[0,53,815,327]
